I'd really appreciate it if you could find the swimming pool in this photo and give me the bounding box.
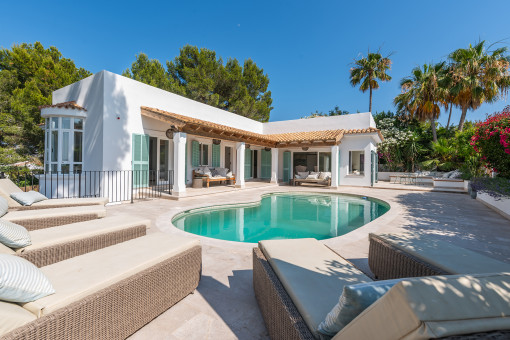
[172,193,390,243]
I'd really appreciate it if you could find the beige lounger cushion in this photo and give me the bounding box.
[259,238,371,338]
[15,215,151,253]
[22,233,200,317]
[0,179,23,207]
[0,301,37,336]
[334,272,510,340]
[0,242,15,255]
[4,205,107,223]
[373,233,510,274]
[29,197,109,208]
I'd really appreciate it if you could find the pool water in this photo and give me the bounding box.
[172,193,390,243]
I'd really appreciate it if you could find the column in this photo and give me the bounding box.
[331,144,340,188]
[235,142,245,188]
[172,132,187,196]
[270,148,279,183]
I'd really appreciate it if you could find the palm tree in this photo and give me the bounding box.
[350,51,392,113]
[449,40,510,131]
[394,62,448,142]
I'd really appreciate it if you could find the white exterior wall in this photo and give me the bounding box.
[338,135,375,187]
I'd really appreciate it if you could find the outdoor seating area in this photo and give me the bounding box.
[253,236,510,340]
[0,192,202,339]
[293,166,332,187]
[193,167,236,188]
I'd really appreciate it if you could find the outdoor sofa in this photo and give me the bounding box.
[293,171,331,187]
[0,215,150,267]
[0,232,202,340]
[0,178,108,211]
[253,238,510,340]
[193,167,235,187]
[2,204,107,230]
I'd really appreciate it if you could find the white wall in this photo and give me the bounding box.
[338,135,374,187]
[263,112,375,134]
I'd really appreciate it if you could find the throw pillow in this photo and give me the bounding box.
[216,168,228,177]
[306,173,319,180]
[0,197,7,217]
[0,254,55,303]
[294,174,302,179]
[317,279,403,338]
[203,167,212,178]
[226,171,233,178]
[9,191,47,207]
[319,172,331,180]
[210,169,219,177]
[0,220,31,249]
[297,171,309,178]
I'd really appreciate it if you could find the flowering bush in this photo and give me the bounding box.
[470,106,510,178]
[377,118,416,171]
[471,177,510,199]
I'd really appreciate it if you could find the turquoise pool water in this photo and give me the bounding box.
[172,193,390,243]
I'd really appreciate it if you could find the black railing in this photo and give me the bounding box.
[0,170,173,203]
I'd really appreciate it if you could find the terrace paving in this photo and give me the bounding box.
[105,184,510,340]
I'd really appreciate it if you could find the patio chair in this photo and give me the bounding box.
[0,178,108,211]
[2,204,107,230]
[0,232,202,340]
[253,238,510,340]
[0,215,149,267]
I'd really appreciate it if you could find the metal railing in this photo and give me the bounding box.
[0,169,173,203]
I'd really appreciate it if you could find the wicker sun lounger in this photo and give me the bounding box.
[3,205,107,231]
[0,233,202,340]
[368,233,510,280]
[254,240,510,340]
[0,216,149,267]
[0,178,108,211]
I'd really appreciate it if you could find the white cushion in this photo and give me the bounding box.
[226,171,233,178]
[0,242,15,255]
[306,173,319,180]
[0,301,37,336]
[29,197,108,208]
[22,233,200,317]
[0,254,55,303]
[0,197,7,217]
[319,172,331,180]
[0,220,31,248]
[0,179,23,207]
[297,171,309,178]
[9,191,47,206]
[334,272,510,340]
[3,205,107,223]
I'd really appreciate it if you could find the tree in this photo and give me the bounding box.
[394,62,448,142]
[0,42,91,162]
[449,40,510,131]
[349,51,392,113]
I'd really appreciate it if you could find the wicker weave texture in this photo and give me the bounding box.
[252,248,314,340]
[11,214,101,231]
[368,234,449,280]
[438,330,510,339]
[9,203,100,211]
[1,245,202,340]
[18,225,147,267]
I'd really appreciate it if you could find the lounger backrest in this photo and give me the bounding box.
[0,179,23,207]
[333,272,510,340]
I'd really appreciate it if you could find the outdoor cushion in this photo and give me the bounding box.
[10,191,47,206]
[0,179,23,207]
[0,219,31,248]
[318,278,404,338]
[259,238,372,338]
[0,242,15,255]
[15,215,151,254]
[0,197,8,217]
[216,167,228,177]
[297,171,309,178]
[3,205,107,224]
[203,167,212,178]
[22,233,200,317]
[226,171,233,178]
[29,197,109,208]
[333,272,510,340]
[295,165,307,173]
[306,173,319,180]
[0,254,55,303]
[0,301,37,336]
[319,172,331,180]
[372,233,510,274]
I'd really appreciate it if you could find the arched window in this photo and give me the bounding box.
[45,117,84,173]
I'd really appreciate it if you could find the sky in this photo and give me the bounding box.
[1,0,509,126]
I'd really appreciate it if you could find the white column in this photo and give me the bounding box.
[270,148,279,183]
[331,145,340,188]
[172,132,187,196]
[235,142,245,188]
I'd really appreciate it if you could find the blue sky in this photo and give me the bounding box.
[1,0,509,125]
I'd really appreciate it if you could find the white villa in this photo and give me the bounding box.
[39,70,382,198]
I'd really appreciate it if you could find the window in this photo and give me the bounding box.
[349,151,364,175]
[45,117,84,173]
[200,144,209,166]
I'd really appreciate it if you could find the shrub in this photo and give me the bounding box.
[470,106,510,178]
[471,177,510,199]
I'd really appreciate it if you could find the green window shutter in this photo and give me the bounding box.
[185,140,188,183]
[212,144,221,167]
[283,151,291,182]
[132,133,149,188]
[191,141,200,167]
[261,150,271,179]
[244,149,252,179]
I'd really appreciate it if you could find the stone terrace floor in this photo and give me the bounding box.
[105,184,510,340]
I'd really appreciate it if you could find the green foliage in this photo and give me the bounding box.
[471,177,510,199]
[124,45,273,122]
[0,42,91,164]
